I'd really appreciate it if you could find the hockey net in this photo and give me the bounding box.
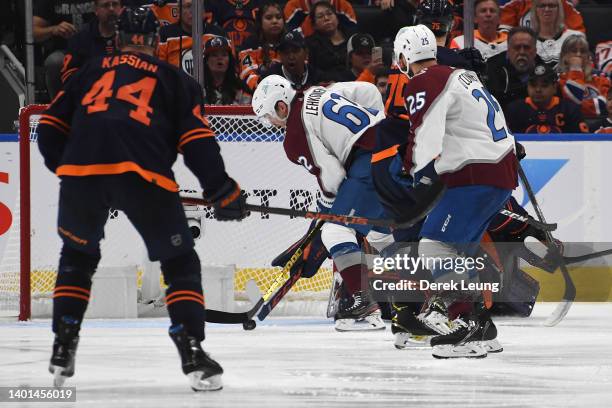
[0,105,333,320]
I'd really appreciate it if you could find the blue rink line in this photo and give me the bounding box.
[0,317,330,329]
[0,133,18,142]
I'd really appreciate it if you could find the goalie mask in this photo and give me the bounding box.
[252,75,297,128]
[393,25,437,76]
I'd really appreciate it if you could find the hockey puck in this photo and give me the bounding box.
[243,319,256,331]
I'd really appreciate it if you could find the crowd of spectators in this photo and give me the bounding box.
[9,0,612,133]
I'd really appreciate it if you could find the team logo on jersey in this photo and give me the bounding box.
[181,49,195,76]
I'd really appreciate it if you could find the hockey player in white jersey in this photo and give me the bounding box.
[391,25,519,358]
[252,75,392,331]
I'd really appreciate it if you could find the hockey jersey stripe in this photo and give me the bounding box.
[371,144,399,164]
[179,128,214,143]
[39,119,70,136]
[40,114,71,133]
[56,162,179,192]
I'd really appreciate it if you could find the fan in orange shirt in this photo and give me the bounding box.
[558,35,611,119]
[499,0,584,32]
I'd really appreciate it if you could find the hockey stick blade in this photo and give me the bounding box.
[205,309,248,324]
[518,165,575,326]
[498,208,557,231]
[179,197,428,230]
[544,300,573,327]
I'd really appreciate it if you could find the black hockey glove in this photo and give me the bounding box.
[203,178,249,221]
[457,47,486,75]
[515,141,526,161]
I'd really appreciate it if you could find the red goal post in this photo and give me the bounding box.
[3,104,333,321]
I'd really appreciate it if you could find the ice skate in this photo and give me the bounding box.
[430,311,501,359]
[391,303,442,349]
[169,324,223,391]
[49,316,80,387]
[417,296,453,335]
[334,290,385,331]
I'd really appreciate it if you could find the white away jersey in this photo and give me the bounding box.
[283,82,386,196]
[402,65,517,189]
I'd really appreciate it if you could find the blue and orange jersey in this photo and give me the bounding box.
[37,51,229,194]
[505,96,589,134]
[206,0,261,49]
[237,35,281,91]
[559,70,611,119]
[143,1,180,26]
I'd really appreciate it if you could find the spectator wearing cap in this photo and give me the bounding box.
[238,1,287,91]
[485,26,545,111]
[335,33,384,82]
[260,29,331,91]
[305,1,355,81]
[557,35,611,120]
[60,0,123,84]
[157,0,228,74]
[203,36,251,105]
[284,0,357,38]
[450,0,507,61]
[505,63,588,133]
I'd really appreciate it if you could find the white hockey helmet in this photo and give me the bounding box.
[251,75,296,127]
[393,24,437,75]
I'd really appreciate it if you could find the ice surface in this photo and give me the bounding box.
[1,303,611,408]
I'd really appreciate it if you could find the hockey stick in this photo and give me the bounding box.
[252,221,325,321]
[180,198,406,229]
[180,182,444,230]
[518,165,576,326]
[563,248,612,265]
[498,208,557,232]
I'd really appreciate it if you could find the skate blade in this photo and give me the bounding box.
[188,372,223,391]
[394,333,431,350]
[334,315,386,332]
[51,366,68,387]
[431,343,487,359]
[417,312,453,335]
[481,339,503,353]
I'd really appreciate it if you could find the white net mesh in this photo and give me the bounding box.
[0,106,333,318]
